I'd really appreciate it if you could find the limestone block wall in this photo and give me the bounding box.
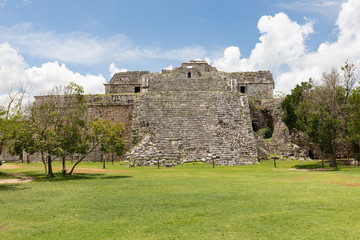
[230,71,274,98]
[105,84,141,94]
[0,146,20,162]
[149,72,230,92]
[127,91,258,166]
[246,84,273,99]
[87,105,134,143]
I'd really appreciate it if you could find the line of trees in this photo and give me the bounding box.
[281,61,360,167]
[1,82,126,178]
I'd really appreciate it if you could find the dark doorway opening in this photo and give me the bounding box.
[135,87,141,93]
[252,121,259,132]
[187,72,191,78]
[309,150,314,159]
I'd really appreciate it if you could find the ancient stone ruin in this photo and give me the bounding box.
[103,60,274,166]
[4,60,281,165]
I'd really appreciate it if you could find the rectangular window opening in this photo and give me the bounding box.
[240,86,246,94]
[135,87,141,93]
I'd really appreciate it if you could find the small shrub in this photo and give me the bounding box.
[263,127,273,139]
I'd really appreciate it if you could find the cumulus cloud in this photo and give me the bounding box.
[0,42,105,101]
[213,0,360,93]
[109,63,127,77]
[213,46,251,72]
[26,62,105,96]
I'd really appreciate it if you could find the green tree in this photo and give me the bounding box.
[68,119,126,174]
[4,82,127,177]
[281,61,358,167]
[26,82,88,177]
[0,84,27,158]
[54,83,88,175]
[281,81,313,134]
[347,86,360,161]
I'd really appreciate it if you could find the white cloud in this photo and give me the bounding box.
[213,0,360,93]
[213,46,251,72]
[0,42,105,101]
[109,63,127,77]
[250,12,314,70]
[163,65,174,71]
[0,23,207,66]
[25,62,105,96]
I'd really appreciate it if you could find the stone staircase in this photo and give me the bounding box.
[126,91,258,166]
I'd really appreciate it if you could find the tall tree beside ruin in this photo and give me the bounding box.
[0,83,27,158]
[281,81,313,134]
[347,86,360,160]
[281,61,358,167]
[26,82,89,177]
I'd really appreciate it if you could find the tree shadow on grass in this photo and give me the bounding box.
[21,171,132,182]
[100,175,132,179]
[292,163,339,171]
[0,184,30,191]
[0,171,13,179]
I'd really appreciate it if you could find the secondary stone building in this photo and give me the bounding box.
[98,60,274,166]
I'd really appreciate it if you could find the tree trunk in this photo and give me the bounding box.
[103,154,106,169]
[62,156,67,176]
[329,153,337,168]
[68,143,98,175]
[41,153,47,175]
[0,139,4,157]
[47,155,55,178]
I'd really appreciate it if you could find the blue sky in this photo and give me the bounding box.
[0,0,359,99]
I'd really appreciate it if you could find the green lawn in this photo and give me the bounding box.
[1,160,360,239]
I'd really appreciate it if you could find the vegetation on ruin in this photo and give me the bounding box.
[1,161,360,239]
[281,61,360,167]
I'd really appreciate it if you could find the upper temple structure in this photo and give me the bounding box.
[105,60,274,99]
[102,60,274,166]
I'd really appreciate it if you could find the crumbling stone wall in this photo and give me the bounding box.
[127,91,258,166]
[250,98,325,159]
[104,71,149,94]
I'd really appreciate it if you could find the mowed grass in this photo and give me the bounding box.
[1,161,360,239]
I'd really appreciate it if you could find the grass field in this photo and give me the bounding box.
[1,160,360,239]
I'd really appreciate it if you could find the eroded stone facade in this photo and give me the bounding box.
[104,60,274,166]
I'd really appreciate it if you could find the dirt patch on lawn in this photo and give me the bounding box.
[0,173,34,184]
[0,164,20,169]
[71,167,130,174]
[289,168,336,171]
